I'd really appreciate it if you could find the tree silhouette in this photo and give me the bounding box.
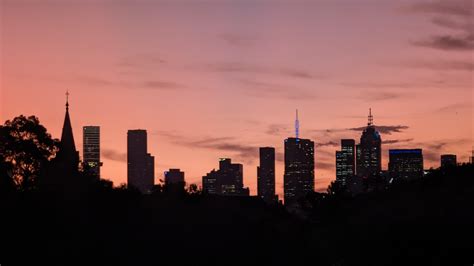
[0,115,59,190]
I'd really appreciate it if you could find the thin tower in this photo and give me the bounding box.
[368,108,373,126]
[295,109,300,139]
[66,90,69,110]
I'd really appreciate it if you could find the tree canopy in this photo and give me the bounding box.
[0,115,59,190]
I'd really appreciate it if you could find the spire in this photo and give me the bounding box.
[58,90,78,167]
[295,109,300,139]
[368,108,374,126]
[66,90,69,110]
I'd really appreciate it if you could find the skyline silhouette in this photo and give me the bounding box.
[1,0,472,198]
[4,94,471,200]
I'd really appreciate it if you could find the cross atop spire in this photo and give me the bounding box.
[295,109,300,140]
[66,90,70,110]
[368,108,374,126]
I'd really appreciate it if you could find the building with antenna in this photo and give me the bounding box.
[356,109,383,191]
[284,110,315,206]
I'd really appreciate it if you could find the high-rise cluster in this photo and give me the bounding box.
[203,158,249,196]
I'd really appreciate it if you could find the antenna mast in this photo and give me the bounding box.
[368,108,373,126]
[295,109,300,139]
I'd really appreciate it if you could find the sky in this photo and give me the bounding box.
[1,0,473,197]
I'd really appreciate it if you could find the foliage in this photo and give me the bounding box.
[0,115,59,190]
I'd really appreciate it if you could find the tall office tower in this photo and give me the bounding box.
[356,109,382,181]
[257,147,276,203]
[83,126,101,179]
[127,130,155,194]
[202,158,249,196]
[388,149,424,181]
[335,139,356,187]
[284,110,315,206]
[440,154,457,168]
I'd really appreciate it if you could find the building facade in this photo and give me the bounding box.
[284,137,315,206]
[83,126,101,179]
[257,147,276,203]
[336,139,356,187]
[388,149,424,181]
[440,154,457,168]
[127,130,155,193]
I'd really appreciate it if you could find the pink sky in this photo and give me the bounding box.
[1,0,472,197]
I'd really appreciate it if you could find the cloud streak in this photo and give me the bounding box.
[407,0,472,17]
[102,149,127,163]
[155,131,259,164]
[348,125,409,135]
[413,34,474,51]
[205,62,325,80]
[407,1,474,51]
[382,138,414,145]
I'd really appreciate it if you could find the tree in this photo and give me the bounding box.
[0,115,59,190]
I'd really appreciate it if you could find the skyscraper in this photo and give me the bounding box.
[356,109,382,182]
[83,126,101,179]
[284,110,315,206]
[335,139,356,187]
[202,158,249,196]
[257,147,276,203]
[388,149,424,181]
[127,130,155,194]
[440,154,457,168]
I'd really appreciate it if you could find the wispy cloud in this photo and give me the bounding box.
[360,91,405,101]
[348,125,409,135]
[102,148,127,162]
[266,124,290,136]
[118,54,167,68]
[142,80,185,90]
[204,62,325,80]
[434,102,471,113]
[315,141,339,148]
[239,79,317,100]
[154,131,259,164]
[413,34,474,51]
[219,33,258,47]
[403,60,473,71]
[407,0,472,17]
[382,138,414,145]
[406,0,473,51]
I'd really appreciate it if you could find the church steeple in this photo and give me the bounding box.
[57,90,78,169]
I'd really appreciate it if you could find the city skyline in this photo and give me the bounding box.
[2,0,472,197]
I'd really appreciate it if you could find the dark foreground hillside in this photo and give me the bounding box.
[1,164,473,266]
